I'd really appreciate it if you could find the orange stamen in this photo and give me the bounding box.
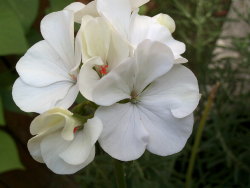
[100,65,109,75]
[73,127,79,133]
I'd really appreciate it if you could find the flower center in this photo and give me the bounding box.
[99,65,109,76]
[73,127,79,133]
[130,90,140,104]
[69,74,77,82]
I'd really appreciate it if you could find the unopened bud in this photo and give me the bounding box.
[153,13,176,33]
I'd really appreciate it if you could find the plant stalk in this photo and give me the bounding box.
[185,83,220,188]
[113,159,126,188]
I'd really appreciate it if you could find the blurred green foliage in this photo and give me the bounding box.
[46,0,73,13]
[0,0,249,187]
[0,0,71,177]
[0,130,24,173]
[0,97,5,125]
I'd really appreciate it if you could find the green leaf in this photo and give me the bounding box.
[0,130,24,173]
[6,0,39,32]
[0,71,21,113]
[0,97,5,126]
[47,0,74,13]
[27,28,43,46]
[0,1,28,55]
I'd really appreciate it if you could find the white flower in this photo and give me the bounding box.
[28,108,103,174]
[76,15,130,101]
[69,0,132,102]
[92,40,200,161]
[94,0,186,63]
[12,10,81,113]
[66,0,181,64]
[71,0,187,103]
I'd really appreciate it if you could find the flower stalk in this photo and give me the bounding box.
[114,160,127,188]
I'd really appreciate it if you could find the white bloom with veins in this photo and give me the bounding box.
[28,108,103,174]
[93,40,200,161]
[95,0,187,63]
[69,0,187,103]
[66,0,182,62]
[12,10,81,113]
[77,14,130,101]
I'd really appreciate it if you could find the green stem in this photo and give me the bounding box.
[113,159,126,188]
[185,83,220,188]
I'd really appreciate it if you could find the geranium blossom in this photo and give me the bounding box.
[12,10,81,113]
[81,0,186,62]
[93,40,200,161]
[11,0,201,174]
[95,0,186,63]
[28,108,103,174]
[69,0,187,103]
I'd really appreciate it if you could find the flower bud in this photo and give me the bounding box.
[27,108,103,174]
[153,13,176,33]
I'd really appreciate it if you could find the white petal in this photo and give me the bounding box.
[91,40,174,106]
[107,30,130,70]
[28,134,45,163]
[40,131,93,174]
[78,57,103,101]
[138,104,194,156]
[91,58,134,106]
[71,28,82,73]
[130,0,149,9]
[97,0,131,37]
[175,56,188,64]
[141,65,200,118]
[12,78,77,113]
[74,1,99,23]
[60,113,79,141]
[164,37,186,60]
[96,103,149,161]
[133,40,174,94]
[130,14,186,61]
[41,10,75,70]
[64,2,85,13]
[81,16,111,62]
[60,117,103,165]
[55,84,79,111]
[16,40,72,87]
[30,108,72,135]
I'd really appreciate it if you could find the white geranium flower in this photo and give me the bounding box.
[71,0,186,103]
[94,0,186,63]
[92,40,200,161]
[77,14,130,101]
[28,108,103,174]
[12,10,81,113]
[67,0,181,59]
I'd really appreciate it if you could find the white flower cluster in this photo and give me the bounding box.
[12,0,200,174]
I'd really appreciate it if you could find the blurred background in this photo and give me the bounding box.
[0,0,249,187]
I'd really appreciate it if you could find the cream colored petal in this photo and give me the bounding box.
[81,16,111,62]
[153,13,176,33]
